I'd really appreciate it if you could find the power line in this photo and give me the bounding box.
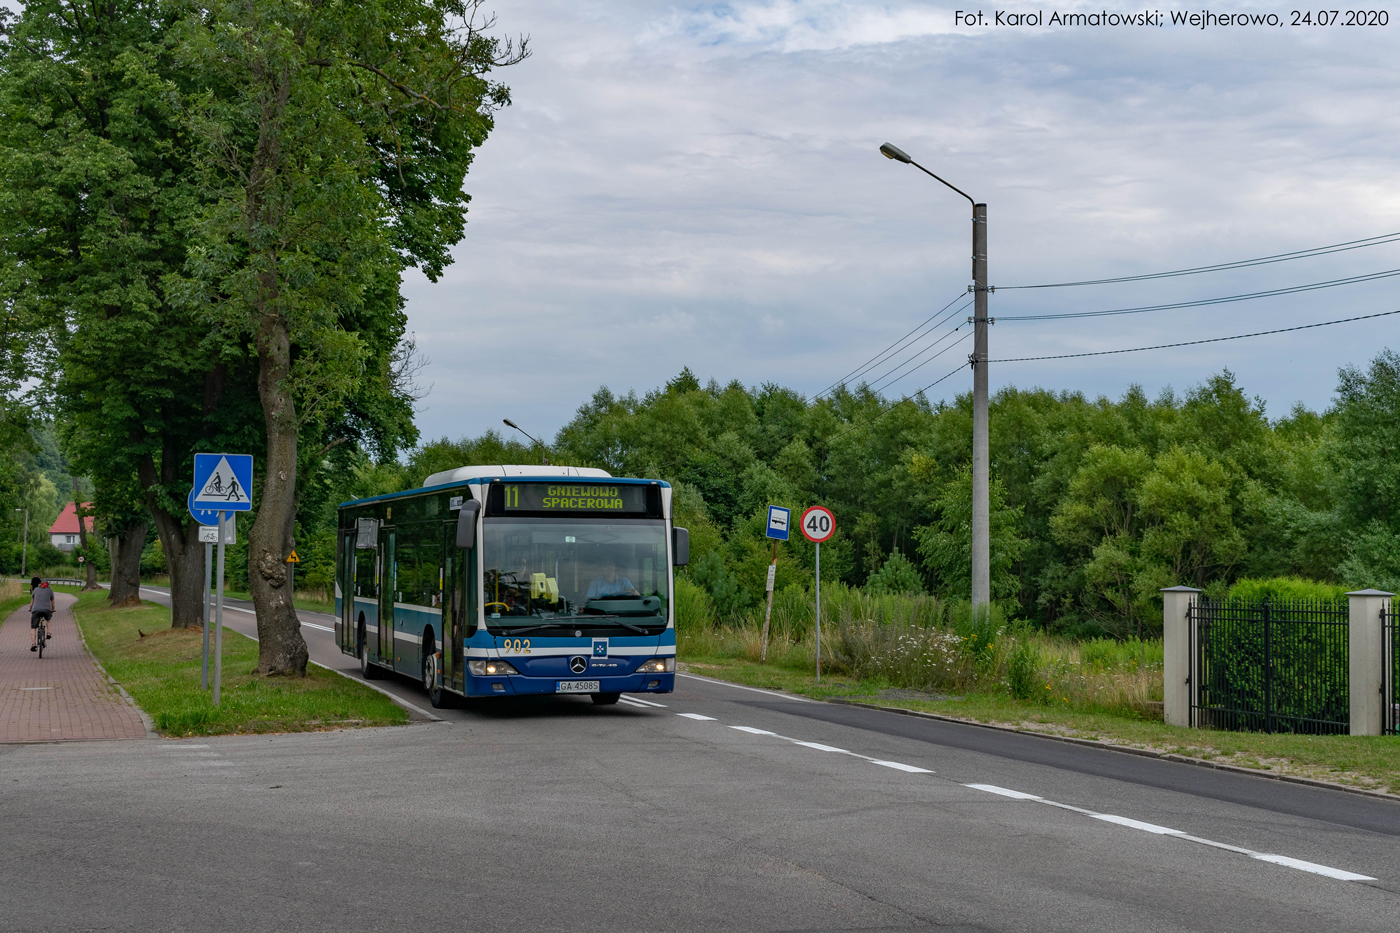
[815,358,971,447]
[809,293,967,400]
[990,308,1400,363]
[999,231,1400,290]
[996,268,1400,321]
[869,331,972,395]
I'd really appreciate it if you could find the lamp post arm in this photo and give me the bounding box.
[908,159,976,208]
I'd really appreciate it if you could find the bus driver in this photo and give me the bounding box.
[585,557,640,601]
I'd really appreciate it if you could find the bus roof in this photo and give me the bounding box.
[422,464,611,487]
[337,466,668,510]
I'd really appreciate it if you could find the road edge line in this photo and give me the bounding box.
[827,698,1400,805]
[308,660,442,722]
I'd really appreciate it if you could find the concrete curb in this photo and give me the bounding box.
[65,592,158,739]
[826,697,1400,804]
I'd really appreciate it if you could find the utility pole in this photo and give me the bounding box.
[879,143,991,608]
[971,203,990,608]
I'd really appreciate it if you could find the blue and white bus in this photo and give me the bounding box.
[334,465,689,708]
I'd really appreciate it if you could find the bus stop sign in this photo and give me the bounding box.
[766,505,790,541]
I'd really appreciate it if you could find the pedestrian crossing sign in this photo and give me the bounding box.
[192,453,254,511]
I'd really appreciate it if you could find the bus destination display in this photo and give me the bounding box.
[502,483,648,513]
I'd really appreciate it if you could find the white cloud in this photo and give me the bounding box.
[403,1,1400,443]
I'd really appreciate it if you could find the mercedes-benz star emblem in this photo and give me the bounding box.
[569,656,589,674]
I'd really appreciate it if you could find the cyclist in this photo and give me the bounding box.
[30,580,54,652]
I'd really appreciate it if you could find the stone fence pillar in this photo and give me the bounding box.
[1347,589,1393,737]
[1161,586,1202,728]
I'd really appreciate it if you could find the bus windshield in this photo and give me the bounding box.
[482,517,670,629]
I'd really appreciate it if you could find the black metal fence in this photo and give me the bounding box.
[1385,599,1398,736]
[1190,596,1349,735]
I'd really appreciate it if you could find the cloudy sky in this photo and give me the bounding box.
[403,1,1400,444]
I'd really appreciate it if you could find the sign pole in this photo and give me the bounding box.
[202,540,212,690]
[815,541,821,684]
[214,510,226,707]
[761,542,777,663]
[799,505,835,685]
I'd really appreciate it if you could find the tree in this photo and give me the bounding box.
[0,0,261,625]
[172,0,523,673]
[914,463,1025,604]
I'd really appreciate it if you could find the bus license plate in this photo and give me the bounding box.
[557,680,600,693]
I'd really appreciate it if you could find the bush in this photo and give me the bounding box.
[674,576,716,632]
[1007,641,1039,700]
[866,549,924,595]
[1228,576,1348,602]
[688,550,751,622]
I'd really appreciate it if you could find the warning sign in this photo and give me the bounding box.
[286,550,301,563]
[192,453,253,511]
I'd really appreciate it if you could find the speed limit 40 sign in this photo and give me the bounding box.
[800,505,835,543]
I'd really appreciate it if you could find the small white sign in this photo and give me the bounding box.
[198,523,236,544]
[765,564,777,592]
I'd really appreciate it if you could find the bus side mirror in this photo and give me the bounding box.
[455,500,481,549]
[672,527,689,566]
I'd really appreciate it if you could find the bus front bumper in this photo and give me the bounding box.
[464,672,675,697]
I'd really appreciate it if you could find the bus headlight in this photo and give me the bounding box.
[636,658,675,673]
[469,659,519,676]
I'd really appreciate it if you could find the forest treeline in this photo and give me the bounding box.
[299,353,1400,638]
[7,351,1400,639]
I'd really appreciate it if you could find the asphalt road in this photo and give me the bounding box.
[3,588,1399,932]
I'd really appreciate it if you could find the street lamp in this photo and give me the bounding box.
[880,142,991,608]
[13,508,27,578]
[503,419,550,466]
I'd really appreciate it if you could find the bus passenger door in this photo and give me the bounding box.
[444,523,473,692]
[339,531,355,652]
[379,530,396,664]
[443,524,458,691]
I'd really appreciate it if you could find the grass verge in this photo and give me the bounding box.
[680,654,1400,796]
[68,590,407,736]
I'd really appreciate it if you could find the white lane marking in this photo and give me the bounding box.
[963,784,1376,882]
[676,713,717,720]
[1251,854,1375,882]
[966,784,1042,800]
[1092,814,1183,835]
[870,760,935,774]
[723,722,935,774]
[301,621,334,632]
[159,744,211,750]
[617,698,652,708]
[19,687,53,691]
[621,695,667,708]
[676,672,814,702]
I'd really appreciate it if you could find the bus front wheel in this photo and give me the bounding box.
[591,692,621,706]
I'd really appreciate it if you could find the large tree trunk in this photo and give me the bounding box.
[108,522,147,607]
[242,61,307,677]
[72,481,101,591]
[249,311,308,675]
[138,453,207,628]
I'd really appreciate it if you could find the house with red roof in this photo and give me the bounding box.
[49,502,95,551]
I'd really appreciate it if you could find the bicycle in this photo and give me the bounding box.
[33,612,49,658]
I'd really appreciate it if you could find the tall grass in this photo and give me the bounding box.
[676,575,1164,717]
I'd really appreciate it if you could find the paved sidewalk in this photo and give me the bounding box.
[0,591,149,742]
